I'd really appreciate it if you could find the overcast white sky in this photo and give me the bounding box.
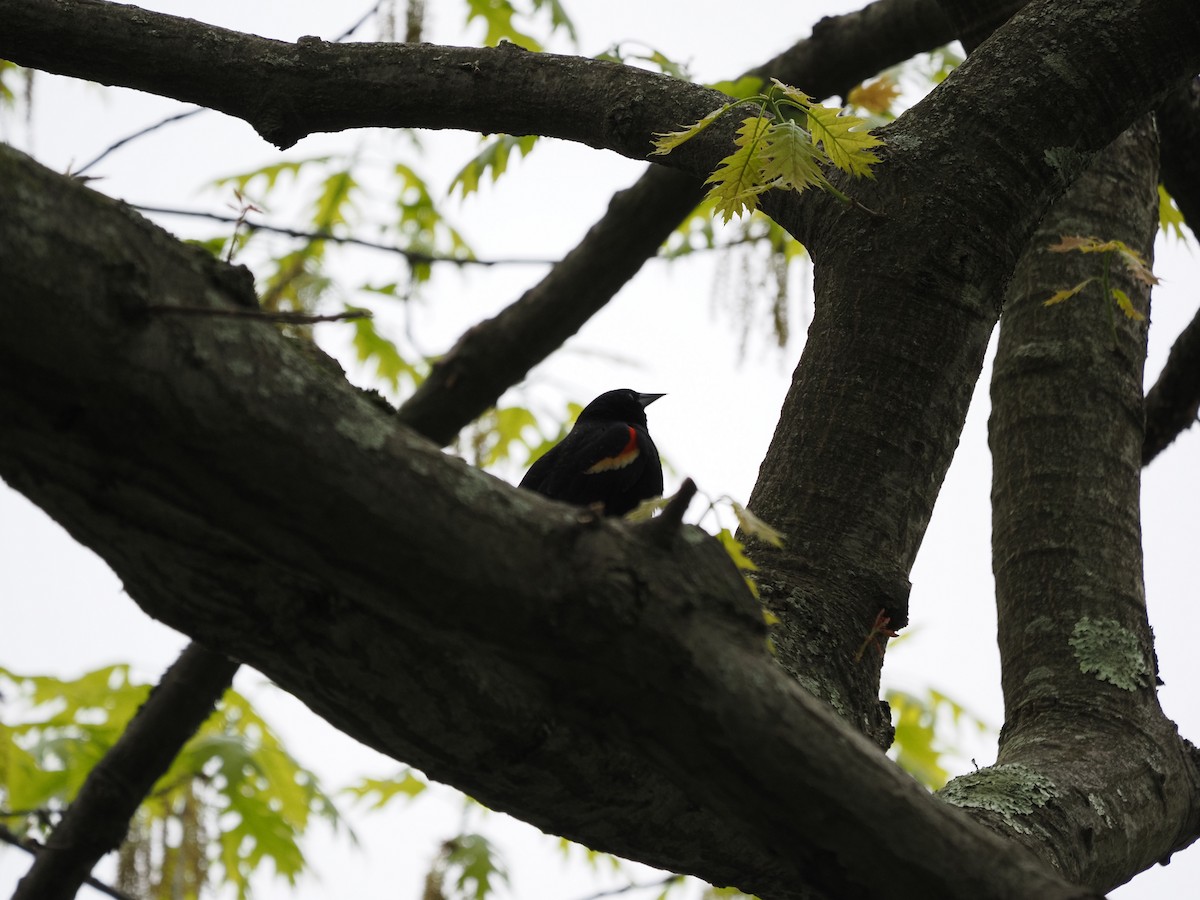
[2,2,1198,898]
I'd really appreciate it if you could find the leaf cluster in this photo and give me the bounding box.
[1043,234,1158,322]
[0,665,344,900]
[651,79,884,222]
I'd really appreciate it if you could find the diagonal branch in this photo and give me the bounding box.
[1144,77,1200,462]
[11,644,239,900]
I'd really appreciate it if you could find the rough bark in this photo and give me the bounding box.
[983,119,1200,890]
[11,646,238,900]
[0,144,1092,900]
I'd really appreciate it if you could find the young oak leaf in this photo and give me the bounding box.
[848,76,901,115]
[768,77,814,110]
[759,120,830,193]
[705,115,774,223]
[1050,235,1159,287]
[1111,288,1146,321]
[650,104,732,155]
[731,502,786,548]
[1043,279,1095,307]
[806,104,883,178]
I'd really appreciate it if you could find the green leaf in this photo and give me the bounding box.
[704,116,774,223]
[0,665,346,898]
[707,75,764,100]
[731,502,785,547]
[1111,288,1145,321]
[650,104,732,156]
[768,77,814,111]
[806,103,882,178]
[1158,184,1189,241]
[465,0,541,50]
[312,168,359,231]
[887,689,949,790]
[1042,279,1094,307]
[344,770,428,810]
[759,120,830,193]
[349,312,424,391]
[449,134,540,198]
[530,0,578,42]
[447,834,509,900]
[213,157,327,196]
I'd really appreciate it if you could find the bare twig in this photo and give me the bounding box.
[1,822,141,900]
[568,874,684,900]
[145,305,370,324]
[72,0,385,177]
[130,203,556,267]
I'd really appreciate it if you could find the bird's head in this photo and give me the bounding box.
[578,389,665,426]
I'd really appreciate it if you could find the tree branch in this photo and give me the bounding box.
[0,0,737,170]
[1144,77,1200,462]
[0,825,138,900]
[131,204,556,267]
[11,644,239,900]
[1144,304,1200,463]
[984,118,1200,890]
[0,143,1092,900]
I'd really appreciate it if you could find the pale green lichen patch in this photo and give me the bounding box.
[1069,616,1149,691]
[1087,792,1115,828]
[1044,146,1094,184]
[940,764,1058,835]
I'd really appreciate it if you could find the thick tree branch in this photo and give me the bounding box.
[1158,77,1200,230]
[984,119,1200,890]
[0,143,1092,900]
[1143,305,1200,463]
[1144,77,1200,462]
[0,0,737,171]
[11,644,239,900]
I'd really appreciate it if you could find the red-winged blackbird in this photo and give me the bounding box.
[520,389,664,516]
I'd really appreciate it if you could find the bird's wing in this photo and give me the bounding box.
[520,422,644,500]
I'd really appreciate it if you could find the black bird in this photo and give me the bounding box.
[520,389,664,516]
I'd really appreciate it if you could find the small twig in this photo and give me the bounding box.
[129,204,557,267]
[145,305,370,324]
[72,0,384,177]
[853,608,899,663]
[568,873,684,900]
[74,109,202,177]
[638,478,698,547]
[0,825,139,900]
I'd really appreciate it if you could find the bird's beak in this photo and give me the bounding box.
[637,393,666,408]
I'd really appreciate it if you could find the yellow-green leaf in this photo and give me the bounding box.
[848,76,900,115]
[650,104,731,155]
[731,502,786,548]
[759,120,829,193]
[1043,279,1095,307]
[1158,184,1188,241]
[768,77,814,111]
[704,116,774,223]
[1111,288,1146,321]
[708,75,764,100]
[806,103,883,178]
